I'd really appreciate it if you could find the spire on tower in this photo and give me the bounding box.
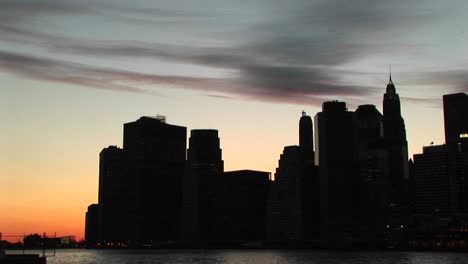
[385,66,396,94]
[388,65,394,85]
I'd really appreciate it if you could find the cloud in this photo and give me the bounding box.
[105,5,216,26]
[0,50,247,97]
[0,0,90,24]
[0,0,463,107]
[0,0,93,45]
[401,96,442,108]
[0,50,373,106]
[403,70,468,94]
[0,51,152,94]
[396,69,468,108]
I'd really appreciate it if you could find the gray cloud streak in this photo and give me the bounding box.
[0,0,461,107]
[0,50,369,106]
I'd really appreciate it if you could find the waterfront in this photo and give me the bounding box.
[6,249,468,264]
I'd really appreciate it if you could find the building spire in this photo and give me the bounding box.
[385,66,396,94]
[388,64,393,85]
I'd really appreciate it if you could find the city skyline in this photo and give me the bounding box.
[84,93,466,248]
[2,0,468,242]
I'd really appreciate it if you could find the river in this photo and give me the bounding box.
[6,249,468,264]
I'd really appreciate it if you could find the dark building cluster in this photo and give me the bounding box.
[85,116,272,248]
[85,77,468,249]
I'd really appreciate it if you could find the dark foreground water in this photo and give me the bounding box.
[7,249,468,264]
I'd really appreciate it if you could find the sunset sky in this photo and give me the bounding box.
[1,0,468,241]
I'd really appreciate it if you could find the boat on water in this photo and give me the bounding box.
[0,249,46,264]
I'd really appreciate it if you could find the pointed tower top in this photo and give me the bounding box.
[388,65,394,85]
[385,65,396,94]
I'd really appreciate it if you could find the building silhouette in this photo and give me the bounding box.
[382,75,409,203]
[355,104,390,242]
[219,170,271,242]
[315,101,359,245]
[443,93,468,216]
[298,112,320,240]
[413,144,451,215]
[181,130,272,244]
[85,116,186,246]
[441,93,468,215]
[84,204,99,248]
[83,84,467,249]
[124,116,186,243]
[267,112,318,243]
[412,93,468,216]
[299,111,314,162]
[443,93,468,146]
[409,92,468,248]
[181,129,224,242]
[267,146,305,241]
[97,146,125,243]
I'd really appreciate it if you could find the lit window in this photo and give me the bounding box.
[460,133,468,138]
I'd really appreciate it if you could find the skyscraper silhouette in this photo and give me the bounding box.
[443,93,468,145]
[413,144,451,215]
[181,129,224,242]
[382,75,409,203]
[299,112,320,240]
[220,170,271,242]
[315,101,358,245]
[442,93,468,214]
[267,145,305,241]
[299,111,314,162]
[86,116,187,245]
[267,112,318,242]
[355,105,390,242]
[412,94,468,239]
[123,116,186,243]
[85,204,99,248]
[97,146,125,243]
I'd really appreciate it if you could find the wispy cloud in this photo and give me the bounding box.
[0,0,466,107]
[0,50,372,105]
[405,70,468,93]
[0,51,152,94]
[401,96,442,108]
[0,0,90,24]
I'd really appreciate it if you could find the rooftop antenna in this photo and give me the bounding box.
[389,64,393,81]
[388,64,394,85]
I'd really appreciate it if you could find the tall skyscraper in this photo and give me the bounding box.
[97,146,125,243]
[443,93,468,145]
[413,144,451,215]
[410,93,468,246]
[299,112,319,240]
[267,112,318,242]
[181,129,224,242]
[355,105,390,241]
[443,93,468,214]
[85,204,99,248]
[123,116,186,243]
[124,116,186,162]
[299,111,314,162]
[382,75,409,202]
[267,145,305,241]
[89,116,187,245]
[315,101,358,245]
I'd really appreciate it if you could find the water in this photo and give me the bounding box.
[7,249,468,264]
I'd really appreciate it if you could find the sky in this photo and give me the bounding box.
[1,0,468,242]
